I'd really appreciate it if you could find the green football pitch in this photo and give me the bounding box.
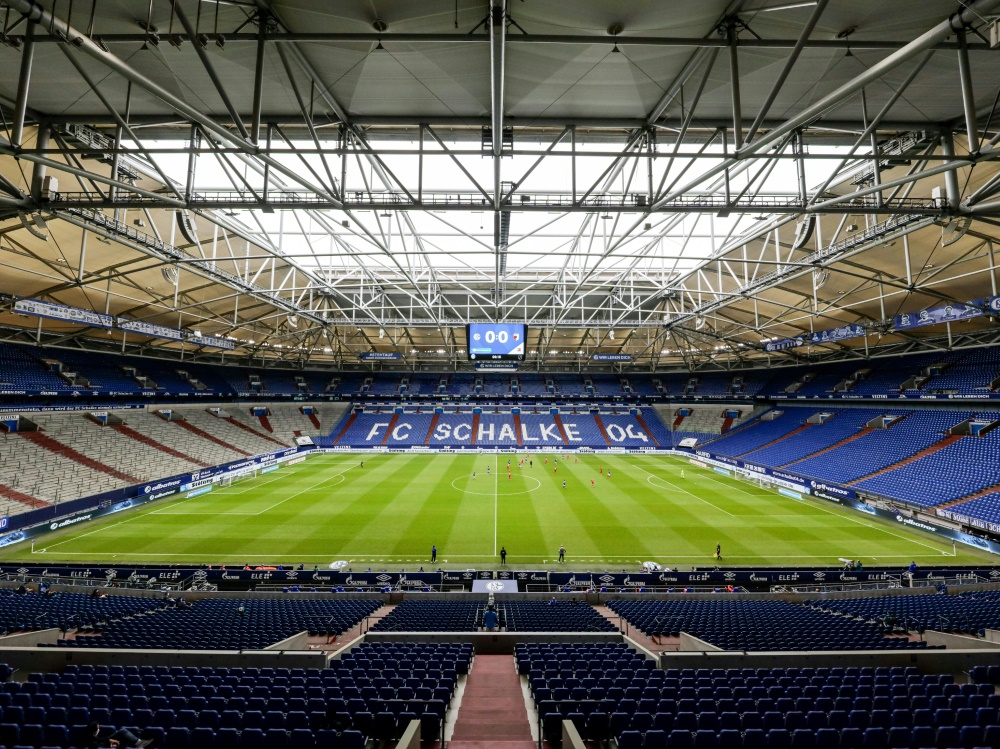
[2,452,996,568]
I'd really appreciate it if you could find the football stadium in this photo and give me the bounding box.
[6,1,1000,748]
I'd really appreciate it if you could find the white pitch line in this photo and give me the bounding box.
[40,513,148,550]
[791,493,950,555]
[493,453,498,557]
[253,464,357,515]
[634,464,735,516]
[32,551,964,560]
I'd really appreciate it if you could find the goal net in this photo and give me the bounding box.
[220,469,257,488]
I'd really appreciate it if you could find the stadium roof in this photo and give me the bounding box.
[2,0,1000,371]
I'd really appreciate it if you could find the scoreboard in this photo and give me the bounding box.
[466,323,526,361]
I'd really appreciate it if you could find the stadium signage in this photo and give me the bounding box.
[592,354,633,362]
[116,317,185,341]
[14,298,114,329]
[809,324,866,345]
[187,333,235,350]
[49,514,92,530]
[808,480,856,500]
[359,352,402,360]
[893,301,984,331]
[143,479,183,494]
[764,336,805,352]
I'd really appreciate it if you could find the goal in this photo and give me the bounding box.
[220,469,257,488]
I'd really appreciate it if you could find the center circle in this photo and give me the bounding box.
[451,475,542,496]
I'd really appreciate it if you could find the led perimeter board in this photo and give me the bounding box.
[466,323,527,361]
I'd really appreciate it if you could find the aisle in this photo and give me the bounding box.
[448,654,536,749]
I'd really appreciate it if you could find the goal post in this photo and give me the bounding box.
[220,469,257,488]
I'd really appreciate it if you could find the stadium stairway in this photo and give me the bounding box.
[938,480,1000,509]
[449,654,535,749]
[594,605,665,653]
[551,414,571,446]
[256,413,273,432]
[633,414,660,446]
[512,413,524,447]
[0,482,48,508]
[331,413,357,446]
[223,415,287,447]
[19,430,140,483]
[737,423,812,457]
[424,413,440,445]
[590,414,613,447]
[470,413,481,445]
[781,427,874,467]
[307,412,321,429]
[172,419,253,457]
[847,434,964,485]
[111,424,211,468]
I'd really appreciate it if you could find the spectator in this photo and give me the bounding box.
[483,608,499,631]
[80,722,151,748]
[908,561,918,574]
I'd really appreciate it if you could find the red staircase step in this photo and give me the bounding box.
[470,413,481,445]
[224,416,286,446]
[721,416,735,433]
[331,414,356,446]
[381,414,400,445]
[512,413,524,447]
[849,434,964,485]
[551,414,571,445]
[591,414,613,447]
[936,481,1000,510]
[257,414,273,433]
[738,423,812,458]
[112,424,211,468]
[173,420,252,457]
[20,431,140,483]
[307,413,321,430]
[423,413,440,445]
[0,483,49,508]
[449,655,534,747]
[673,415,686,429]
[634,414,660,446]
[782,427,873,467]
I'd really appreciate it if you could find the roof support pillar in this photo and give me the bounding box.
[941,130,962,210]
[29,122,49,202]
[653,0,1000,208]
[251,11,269,144]
[957,27,980,154]
[489,0,506,159]
[10,14,35,148]
[726,19,743,147]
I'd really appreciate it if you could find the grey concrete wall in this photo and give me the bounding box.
[679,632,723,652]
[364,631,621,654]
[0,646,327,674]
[660,648,1000,673]
[923,630,1000,650]
[986,629,1000,644]
[0,628,60,647]
[562,720,587,749]
[623,634,661,661]
[264,631,310,651]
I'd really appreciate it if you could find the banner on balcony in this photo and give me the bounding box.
[117,318,185,341]
[14,299,113,329]
[809,324,866,345]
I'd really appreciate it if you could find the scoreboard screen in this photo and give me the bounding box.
[466,323,527,361]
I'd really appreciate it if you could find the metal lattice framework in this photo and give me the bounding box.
[2,0,1000,371]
